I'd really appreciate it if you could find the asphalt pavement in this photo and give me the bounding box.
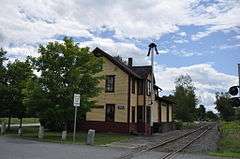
[0,136,235,159]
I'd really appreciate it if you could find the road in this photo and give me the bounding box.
[0,136,233,159]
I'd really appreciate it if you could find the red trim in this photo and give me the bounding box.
[78,121,129,133]
[129,123,137,134]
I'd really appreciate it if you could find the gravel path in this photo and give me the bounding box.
[183,124,220,153]
[107,129,194,149]
[152,124,214,152]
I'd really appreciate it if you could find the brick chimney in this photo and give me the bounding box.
[128,58,133,67]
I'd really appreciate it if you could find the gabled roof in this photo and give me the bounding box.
[132,66,152,79]
[92,47,142,79]
[157,96,176,104]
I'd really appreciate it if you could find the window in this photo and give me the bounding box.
[132,107,135,123]
[147,80,151,96]
[137,80,143,95]
[105,104,115,122]
[132,78,135,94]
[105,75,115,92]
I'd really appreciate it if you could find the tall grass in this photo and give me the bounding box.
[210,121,240,158]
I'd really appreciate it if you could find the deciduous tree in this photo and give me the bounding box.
[215,92,235,121]
[6,58,34,128]
[27,37,103,131]
[174,74,198,122]
[0,48,8,118]
[206,111,218,121]
[196,104,206,121]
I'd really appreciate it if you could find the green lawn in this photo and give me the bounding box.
[210,121,240,158]
[6,126,131,145]
[0,118,39,124]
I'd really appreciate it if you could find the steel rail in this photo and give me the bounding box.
[159,124,215,159]
[116,124,211,159]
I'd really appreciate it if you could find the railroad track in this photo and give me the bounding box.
[116,123,215,159]
[159,124,215,159]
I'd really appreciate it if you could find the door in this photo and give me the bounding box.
[146,106,151,124]
[137,106,144,133]
[132,107,135,123]
[105,104,115,122]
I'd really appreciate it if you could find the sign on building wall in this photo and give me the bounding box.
[117,105,125,110]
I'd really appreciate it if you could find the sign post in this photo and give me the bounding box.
[73,94,80,143]
[238,64,240,97]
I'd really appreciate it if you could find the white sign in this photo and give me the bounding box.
[74,94,80,107]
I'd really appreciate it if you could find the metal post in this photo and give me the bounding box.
[73,106,77,143]
[151,48,154,105]
[238,64,240,97]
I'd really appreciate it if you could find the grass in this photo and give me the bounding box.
[182,122,198,129]
[5,126,131,145]
[0,118,39,124]
[210,121,240,158]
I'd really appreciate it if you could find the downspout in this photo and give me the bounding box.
[127,75,131,133]
[167,103,169,123]
[143,80,146,133]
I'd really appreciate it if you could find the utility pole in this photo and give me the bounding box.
[147,43,159,105]
[229,64,240,107]
[238,64,240,97]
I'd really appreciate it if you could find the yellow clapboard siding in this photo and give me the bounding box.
[161,104,167,122]
[169,105,172,122]
[86,108,105,121]
[88,57,128,123]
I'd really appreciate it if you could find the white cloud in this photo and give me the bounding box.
[177,32,187,37]
[173,50,201,57]
[79,37,149,65]
[235,35,240,39]
[155,63,238,112]
[191,0,240,41]
[5,45,38,62]
[158,49,169,54]
[174,39,189,44]
[219,44,240,50]
[0,0,238,113]
[0,0,239,52]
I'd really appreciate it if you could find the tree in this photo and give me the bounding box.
[234,108,240,120]
[174,74,198,122]
[206,111,218,121]
[27,37,103,131]
[0,48,8,118]
[196,104,206,121]
[6,58,34,128]
[215,92,235,121]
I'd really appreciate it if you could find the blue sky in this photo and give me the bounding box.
[0,0,239,112]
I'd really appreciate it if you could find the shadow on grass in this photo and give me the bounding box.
[5,126,131,145]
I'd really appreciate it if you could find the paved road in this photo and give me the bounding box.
[0,136,234,159]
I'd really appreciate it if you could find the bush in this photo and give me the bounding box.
[175,121,183,130]
[39,118,65,131]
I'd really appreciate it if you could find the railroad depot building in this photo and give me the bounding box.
[80,47,175,135]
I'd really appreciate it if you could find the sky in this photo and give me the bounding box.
[0,0,239,112]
